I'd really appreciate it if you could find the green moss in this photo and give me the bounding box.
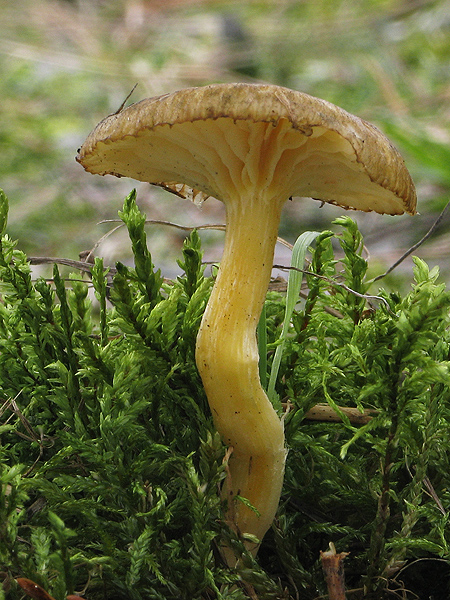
[1,189,450,599]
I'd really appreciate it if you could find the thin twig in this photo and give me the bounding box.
[112,82,138,115]
[99,218,294,249]
[26,220,291,280]
[274,264,393,313]
[422,475,447,516]
[28,256,115,275]
[83,223,124,263]
[371,200,450,282]
[1,392,47,477]
[98,218,226,233]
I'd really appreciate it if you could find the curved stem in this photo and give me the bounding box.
[195,193,286,563]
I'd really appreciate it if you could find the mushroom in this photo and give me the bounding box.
[76,83,417,564]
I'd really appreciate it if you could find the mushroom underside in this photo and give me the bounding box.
[82,117,410,215]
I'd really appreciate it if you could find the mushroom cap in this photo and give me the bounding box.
[76,83,416,215]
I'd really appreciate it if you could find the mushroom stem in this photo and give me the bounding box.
[195,192,287,564]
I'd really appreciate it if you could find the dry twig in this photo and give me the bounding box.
[371,200,450,282]
[320,542,349,600]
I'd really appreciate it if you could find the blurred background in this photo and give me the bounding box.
[1,0,450,287]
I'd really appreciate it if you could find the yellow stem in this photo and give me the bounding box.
[195,193,287,564]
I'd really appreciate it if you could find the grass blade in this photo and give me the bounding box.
[267,230,321,402]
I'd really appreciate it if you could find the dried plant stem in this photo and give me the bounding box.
[304,403,376,424]
[282,402,377,425]
[274,264,393,312]
[365,423,398,589]
[371,199,450,282]
[320,543,349,600]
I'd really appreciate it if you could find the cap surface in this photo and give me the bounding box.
[76,83,416,215]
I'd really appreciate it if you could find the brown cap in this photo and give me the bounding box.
[76,83,416,215]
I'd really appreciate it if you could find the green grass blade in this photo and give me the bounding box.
[0,189,8,236]
[267,230,321,402]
